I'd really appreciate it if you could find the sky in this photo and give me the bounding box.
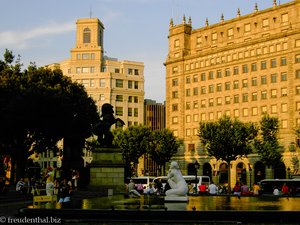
[0,0,292,103]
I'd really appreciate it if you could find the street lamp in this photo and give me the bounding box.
[194,160,200,193]
[249,166,253,189]
[287,167,291,179]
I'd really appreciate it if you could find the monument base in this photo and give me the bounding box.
[164,196,189,202]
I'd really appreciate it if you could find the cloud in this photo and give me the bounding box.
[0,21,75,49]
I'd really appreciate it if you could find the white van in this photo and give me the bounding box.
[153,175,210,194]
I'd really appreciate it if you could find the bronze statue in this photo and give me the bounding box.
[94,103,125,147]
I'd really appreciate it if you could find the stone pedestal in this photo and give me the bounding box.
[89,147,125,193]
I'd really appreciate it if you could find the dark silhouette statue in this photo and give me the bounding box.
[94,103,125,147]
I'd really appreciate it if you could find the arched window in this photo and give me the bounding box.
[83,28,91,43]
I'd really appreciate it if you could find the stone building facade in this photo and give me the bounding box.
[53,18,145,127]
[165,0,300,188]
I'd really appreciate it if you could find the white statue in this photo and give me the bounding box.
[166,161,188,196]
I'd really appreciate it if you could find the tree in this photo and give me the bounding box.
[0,49,99,181]
[254,115,282,169]
[198,115,257,190]
[113,125,152,178]
[149,129,182,175]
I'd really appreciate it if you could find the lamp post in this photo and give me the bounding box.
[249,166,252,189]
[194,160,200,193]
[287,167,291,179]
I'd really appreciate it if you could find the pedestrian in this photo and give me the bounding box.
[45,166,54,196]
[16,178,26,194]
[208,181,218,195]
[233,182,241,196]
[71,170,79,190]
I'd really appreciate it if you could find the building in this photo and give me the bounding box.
[144,99,166,131]
[165,0,300,187]
[51,18,145,127]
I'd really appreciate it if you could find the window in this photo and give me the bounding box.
[271,74,277,83]
[172,91,178,98]
[193,75,198,82]
[242,64,248,73]
[262,19,269,27]
[251,63,257,71]
[209,112,214,120]
[243,108,249,117]
[186,89,191,96]
[134,108,138,117]
[233,80,239,89]
[82,53,89,59]
[186,115,191,123]
[134,96,138,103]
[172,104,178,111]
[233,66,239,75]
[83,28,91,43]
[90,79,95,87]
[134,81,139,89]
[271,59,277,68]
[172,67,178,74]
[128,68,133,75]
[128,108,133,117]
[201,100,206,108]
[225,82,230,90]
[201,73,206,81]
[209,85,214,93]
[252,107,258,116]
[252,77,258,86]
[228,28,234,37]
[217,83,222,92]
[225,68,230,76]
[99,94,105,101]
[225,96,230,104]
[281,88,287,97]
[209,98,214,107]
[261,91,267,99]
[217,70,222,78]
[252,92,258,101]
[172,79,178,86]
[271,105,277,114]
[281,57,287,66]
[281,103,288,112]
[116,95,123,102]
[193,87,198,96]
[100,79,105,87]
[242,93,248,102]
[217,97,222,105]
[116,79,123,88]
[186,102,191,110]
[193,114,199,122]
[296,102,300,111]
[82,67,89,73]
[296,86,300,95]
[90,67,95,73]
[244,23,251,32]
[261,61,267,70]
[82,79,89,87]
[281,72,287,81]
[193,101,199,109]
[296,70,300,79]
[115,107,123,116]
[201,86,206,94]
[261,75,267,84]
[281,13,289,23]
[271,89,277,98]
[242,79,248,88]
[76,54,80,60]
[91,53,95,59]
[174,39,180,47]
[128,80,133,89]
[234,109,239,117]
[186,76,191,83]
[209,71,214,80]
[76,67,80,73]
[261,106,267,114]
[296,55,300,63]
[134,69,139,75]
[282,120,288,129]
[234,95,239,103]
[201,113,206,121]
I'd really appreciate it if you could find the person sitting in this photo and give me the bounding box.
[241,183,249,195]
[198,183,207,195]
[145,183,155,195]
[281,183,289,196]
[233,182,241,196]
[273,186,280,196]
[208,181,218,195]
[128,179,140,197]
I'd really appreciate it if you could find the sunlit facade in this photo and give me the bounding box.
[165,0,300,187]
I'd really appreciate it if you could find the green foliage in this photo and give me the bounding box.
[254,115,282,166]
[198,115,258,163]
[149,129,182,166]
[0,50,99,177]
[113,125,152,164]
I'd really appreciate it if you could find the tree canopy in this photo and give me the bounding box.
[0,49,99,179]
[254,115,282,167]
